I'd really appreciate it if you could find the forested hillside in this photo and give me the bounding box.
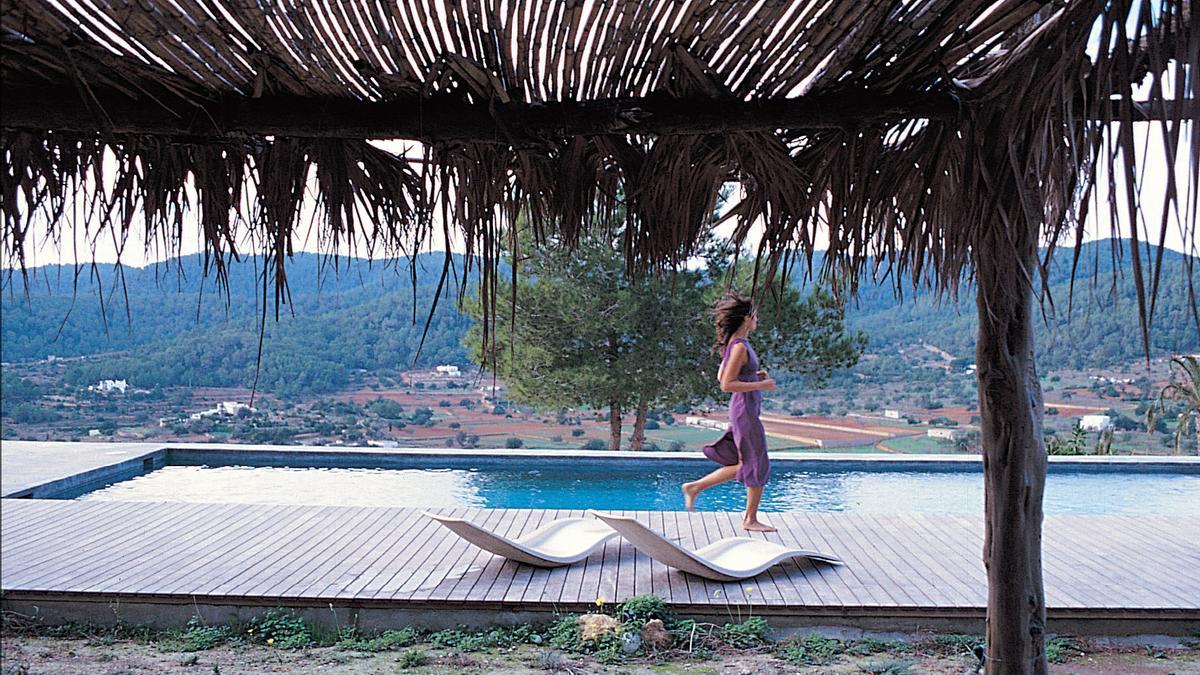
[2,253,475,395]
[2,241,1195,397]
[832,244,1197,367]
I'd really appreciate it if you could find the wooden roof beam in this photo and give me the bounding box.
[2,85,963,142]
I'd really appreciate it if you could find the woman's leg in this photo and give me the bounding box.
[742,486,776,532]
[682,464,740,511]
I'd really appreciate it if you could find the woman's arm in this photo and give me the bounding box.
[718,343,776,393]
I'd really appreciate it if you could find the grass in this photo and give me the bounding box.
[773,443,886,454]
[879,435,956,454]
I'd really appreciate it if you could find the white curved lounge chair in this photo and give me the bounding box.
[588,511,843,581]
[423,512,619,567]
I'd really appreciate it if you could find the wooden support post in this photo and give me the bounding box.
[975,225,1049,674]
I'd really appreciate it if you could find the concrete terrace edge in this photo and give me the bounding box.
[3,593,1197,636]
[2,440,1198,498]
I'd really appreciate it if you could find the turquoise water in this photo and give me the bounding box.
[75,459,1200,516]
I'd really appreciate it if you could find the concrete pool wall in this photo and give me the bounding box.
[4,440,1198,500]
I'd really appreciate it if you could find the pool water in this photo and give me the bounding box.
[75,461,1200,516]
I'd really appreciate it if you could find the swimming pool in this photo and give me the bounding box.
[69,453,1200,516]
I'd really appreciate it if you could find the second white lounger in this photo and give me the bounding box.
[424,512,618,567]
[589,511,843,581]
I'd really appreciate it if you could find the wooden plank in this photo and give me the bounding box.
[1038,515,1159,609]
[280,506,397,598]
[614,510,638,602]
[454,508,528,603]
[65,502,245,594]
[679,510,718,605]
[427,507,507,601]
[828,511,922,607]
[311,507,416,598]
[649,510,680,604]
[841,513,940,607]
[1046,515,1197,608]
[377,507,466,599]
[768,512,840,607]
[176,504,336,596]
[111,503,299,595]
[934,512,1104,610]
[781,512,865,607]
[1,500,117,542]
[439,507,511,601]
[16,502,215,591]
[593,510,624,605]
[502,510,550,603]
[3,501,1195,622]
[727,510,795,607]
[473,509,535,603]
[337,509,431,598]
[0,500,154,562]
[902,513,989,607]
[210,506,352,597]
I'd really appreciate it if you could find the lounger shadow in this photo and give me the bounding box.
[588,511,843,581]
[423,512,619,567]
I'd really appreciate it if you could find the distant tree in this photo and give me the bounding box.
[467,226,864,451]
[465,227,713,451]
[1147,355,1200,455]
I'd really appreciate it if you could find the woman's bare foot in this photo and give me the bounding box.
[743,520,777,533]
[682,482,701,511]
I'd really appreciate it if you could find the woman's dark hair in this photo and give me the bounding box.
[712,292,755,354]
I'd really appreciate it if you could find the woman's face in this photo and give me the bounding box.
[746,308,758,333]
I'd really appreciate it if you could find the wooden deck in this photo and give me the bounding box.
[2,499,1197,624]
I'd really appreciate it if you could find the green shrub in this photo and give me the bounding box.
[397,648,428,668]
[721,616,771,648]
[848,637,910,655]
[1046,636,1085,663]
[930,633,982,655]
[249,609,313,649]
[547,615,582,652]
[571,428,585,437]
[159,617,230,652]
[777,632,841,664]
[429,624,541,652]
[335,626,420,652]
[504,437,523,448]
[618,594,673,627]
[582,439,606,450]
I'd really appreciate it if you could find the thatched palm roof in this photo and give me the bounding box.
[1,1,1196,333]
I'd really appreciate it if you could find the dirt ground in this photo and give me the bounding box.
[2,635,1197,674]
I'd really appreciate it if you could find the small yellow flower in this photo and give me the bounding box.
[247,628,254,634]
[595,595,606,607]
[744,585,756,595]
[267,638,274,645]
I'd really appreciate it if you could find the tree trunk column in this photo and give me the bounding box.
[609,401,623,451]
[631,398,649,451]
[975,234,1049,674]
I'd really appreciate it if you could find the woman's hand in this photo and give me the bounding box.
[756,369,769,381]
[759,378,777,391]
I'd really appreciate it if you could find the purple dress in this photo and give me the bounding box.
[702,337,770,487]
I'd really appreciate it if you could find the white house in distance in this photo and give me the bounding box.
[90,379,129,394]
[435,365,461,377]
[1078,414,1113,432]
[685,416,725,431]
[927,427,967,441]
[189,401,253,421]
[883,409,902,420]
